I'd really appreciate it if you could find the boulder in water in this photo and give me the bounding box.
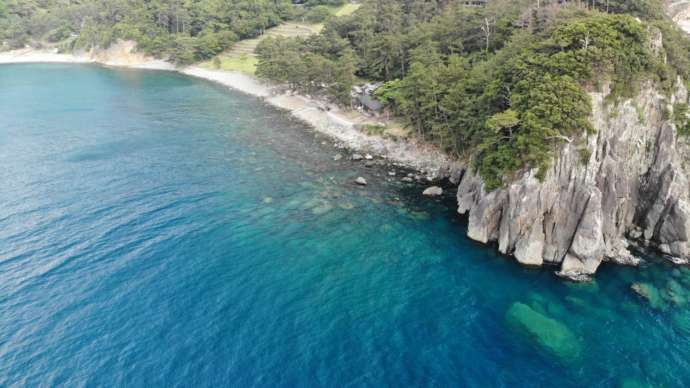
[351,154,363,161]
[506,302,581,359]
[312,202,333,215]
[620,378,654,388]
[423,186,443,196]
[354,177,367,186]
[338,202,355,210]
[631,283,667,310]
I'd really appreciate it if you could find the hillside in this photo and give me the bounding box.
[253,0,690,279]
[0,0,355,65]
[5,0,690,280]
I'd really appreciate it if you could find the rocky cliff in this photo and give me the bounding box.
[454,35,690,280]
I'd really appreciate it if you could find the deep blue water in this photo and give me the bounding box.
[1,64,690,387]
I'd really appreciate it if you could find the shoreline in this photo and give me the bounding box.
[0,48,461,180]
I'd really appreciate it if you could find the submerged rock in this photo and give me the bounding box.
[506,302,582,359]
[422,186,443,196]
[338,202,355,210]
[409,210,430,221]
[672,309,690,336]
[665,279,688,306]
[620,378,654,388]
[354,177,367,186]
[631,282,667,310]
[312,202,333,215]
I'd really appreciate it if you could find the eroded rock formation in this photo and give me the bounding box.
[456,76,690,280]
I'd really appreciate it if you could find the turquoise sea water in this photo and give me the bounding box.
[1,64,690,387]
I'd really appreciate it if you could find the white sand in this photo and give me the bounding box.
[0,47,460,178]
[182,67,271,97]
[0,46,175,70]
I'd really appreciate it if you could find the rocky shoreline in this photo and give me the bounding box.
[4,42,690,281]
[0,45,461,182]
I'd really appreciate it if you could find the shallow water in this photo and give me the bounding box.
[1,64,689,387]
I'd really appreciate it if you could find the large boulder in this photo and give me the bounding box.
[422,186,443,196]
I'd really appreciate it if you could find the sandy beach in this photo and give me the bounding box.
[0,46,460,178]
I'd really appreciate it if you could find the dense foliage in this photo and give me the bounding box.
[257,0,690,189]
[256,31,357,103]
[0,0,301,64]
[5,0,690,190]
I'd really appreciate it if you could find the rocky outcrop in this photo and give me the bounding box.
[422,186,443,196]
[456,78,690,280]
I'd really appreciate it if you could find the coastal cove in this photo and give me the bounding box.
[0,47,459,178]
[2,63,690,386]
[4,46,688,282]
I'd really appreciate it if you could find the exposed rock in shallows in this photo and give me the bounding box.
[354,177,367,186]
[351,153,363,161]
[422,186,443,196]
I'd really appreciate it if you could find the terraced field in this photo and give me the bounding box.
[199,23,320,74]
[228,23,319,58]
[200,3,361,74]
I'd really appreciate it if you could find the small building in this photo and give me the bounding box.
[352,82,383,116]
[357,94,382,113]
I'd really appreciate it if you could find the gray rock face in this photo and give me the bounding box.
[456,80,690,280]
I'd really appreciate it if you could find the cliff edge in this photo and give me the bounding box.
[455,27,690,279]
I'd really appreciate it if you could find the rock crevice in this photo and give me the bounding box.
[456,81,690,280]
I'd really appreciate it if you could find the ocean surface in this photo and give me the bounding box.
[1,64,690,387]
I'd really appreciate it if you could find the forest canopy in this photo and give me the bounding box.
[0,0,313,64]
[255,0,690,189]
[4,0,690,190]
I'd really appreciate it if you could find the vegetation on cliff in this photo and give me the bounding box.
[4,1,690,190]
[255,0,690,189]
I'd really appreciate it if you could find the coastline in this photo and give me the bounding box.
[0,47,461,180]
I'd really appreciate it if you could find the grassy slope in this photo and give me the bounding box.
[199,3,361,74]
